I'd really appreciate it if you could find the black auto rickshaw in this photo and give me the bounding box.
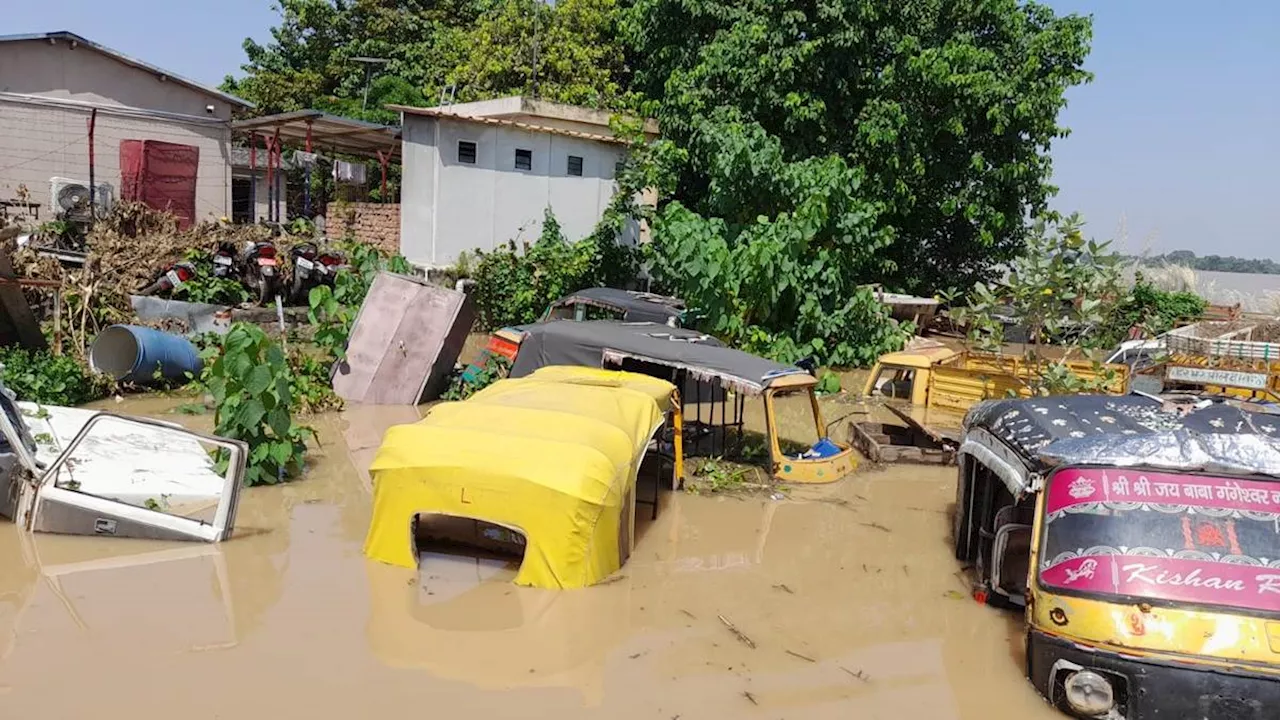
[956,393,1280,718]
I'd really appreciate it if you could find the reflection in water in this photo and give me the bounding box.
[0,397,1057,718]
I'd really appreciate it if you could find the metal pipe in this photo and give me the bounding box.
[265,133,276,223]
[249,134,258,223]
[304,122,313,217]
[86,108,97,223]
[274,129,283,221]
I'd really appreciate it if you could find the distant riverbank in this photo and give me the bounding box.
[1194,270,1280,313]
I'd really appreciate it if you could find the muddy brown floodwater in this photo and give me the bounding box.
[0,396,1063,719]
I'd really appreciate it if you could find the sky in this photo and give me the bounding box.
[4,1,1278,258]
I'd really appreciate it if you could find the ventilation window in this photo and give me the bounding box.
[567,155,584,176]
[515,148,533,171]
[457,141,477,164]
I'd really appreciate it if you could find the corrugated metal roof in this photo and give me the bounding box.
[231,110,400,159]
[389,104,631,146]
[0,31,253,109]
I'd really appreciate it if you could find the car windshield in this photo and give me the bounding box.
[1040,468,1280,614]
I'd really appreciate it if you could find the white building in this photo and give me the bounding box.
[392,96,658,269]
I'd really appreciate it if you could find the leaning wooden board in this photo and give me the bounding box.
[332,272,476,405]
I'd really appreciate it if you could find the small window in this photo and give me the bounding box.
[457,141,477,164]
[567,155,584,176]
[514,148,532,171]
[871,366,916,399]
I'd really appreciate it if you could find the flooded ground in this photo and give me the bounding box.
[0,396,1062,719]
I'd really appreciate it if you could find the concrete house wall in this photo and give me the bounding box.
[399,113,633,269]
[0,34,243,222]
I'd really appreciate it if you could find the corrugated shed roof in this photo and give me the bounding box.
[389,104,631,145]
[231,110,400,159]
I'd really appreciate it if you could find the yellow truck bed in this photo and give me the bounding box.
[865,344,1130,413]
[928,353,1128,412]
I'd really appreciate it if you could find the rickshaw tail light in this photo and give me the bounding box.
[1063,670,1115,717]
[972,588,989,604]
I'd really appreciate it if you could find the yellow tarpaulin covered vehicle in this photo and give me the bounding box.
[365,368,678,589]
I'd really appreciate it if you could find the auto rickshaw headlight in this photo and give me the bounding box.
[1063,670,1115,716]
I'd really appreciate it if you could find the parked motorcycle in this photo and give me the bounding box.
[315,247,349,283]
[239,240,280,305]
[138,261,197,297]
[289,243,348,305]
[287,241,320,305]
[211,242,238,279]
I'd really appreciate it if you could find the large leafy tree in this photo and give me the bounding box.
[223,0,636,123]
[628,0,1093,295]
[447,0,639,109]
[221,0,488,123]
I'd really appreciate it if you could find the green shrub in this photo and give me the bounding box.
[0,347,110,405]
[471,208,639,330]
[948,214,1129,396]
[173,250,251,306]
[1098,274,1207,346]
[441,353,510,401]
[287,348,343,413]
[200,323,312,486]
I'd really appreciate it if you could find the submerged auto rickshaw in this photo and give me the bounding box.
[540,287,687,327]
[507,320,857,484]
[956,393,1280,718]
[365,368,679,588]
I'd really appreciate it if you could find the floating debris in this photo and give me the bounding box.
[841,667,870,682]
[785,649,816,663]
[719,614,756,649]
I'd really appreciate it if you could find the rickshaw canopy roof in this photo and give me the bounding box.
[547,288,685,324]
[365,370,675,588]
[874,346,961,369]
[962,395,1280,496]
[509,320,809,395]
[522,365,679,411]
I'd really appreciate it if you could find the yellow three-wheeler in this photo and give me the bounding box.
[505,320,857,484]
[366,367,681,588]
[957,393,1280,719]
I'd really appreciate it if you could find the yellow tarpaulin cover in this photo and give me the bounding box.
[365,369,674,588]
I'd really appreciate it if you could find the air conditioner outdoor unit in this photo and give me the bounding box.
[49,177,115,217]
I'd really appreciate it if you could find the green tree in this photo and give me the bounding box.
[223,0,637,120]
[948,213,1129,395]
[626,0,1093,294]
[222,0,488,122]
[448,0,639,109]
[643,110,911,366]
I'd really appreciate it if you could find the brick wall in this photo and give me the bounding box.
[326,202,400,255]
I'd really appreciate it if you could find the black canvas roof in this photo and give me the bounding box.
[965,394,1280,481]
[508,320,807,394]
[548,288,685,324]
